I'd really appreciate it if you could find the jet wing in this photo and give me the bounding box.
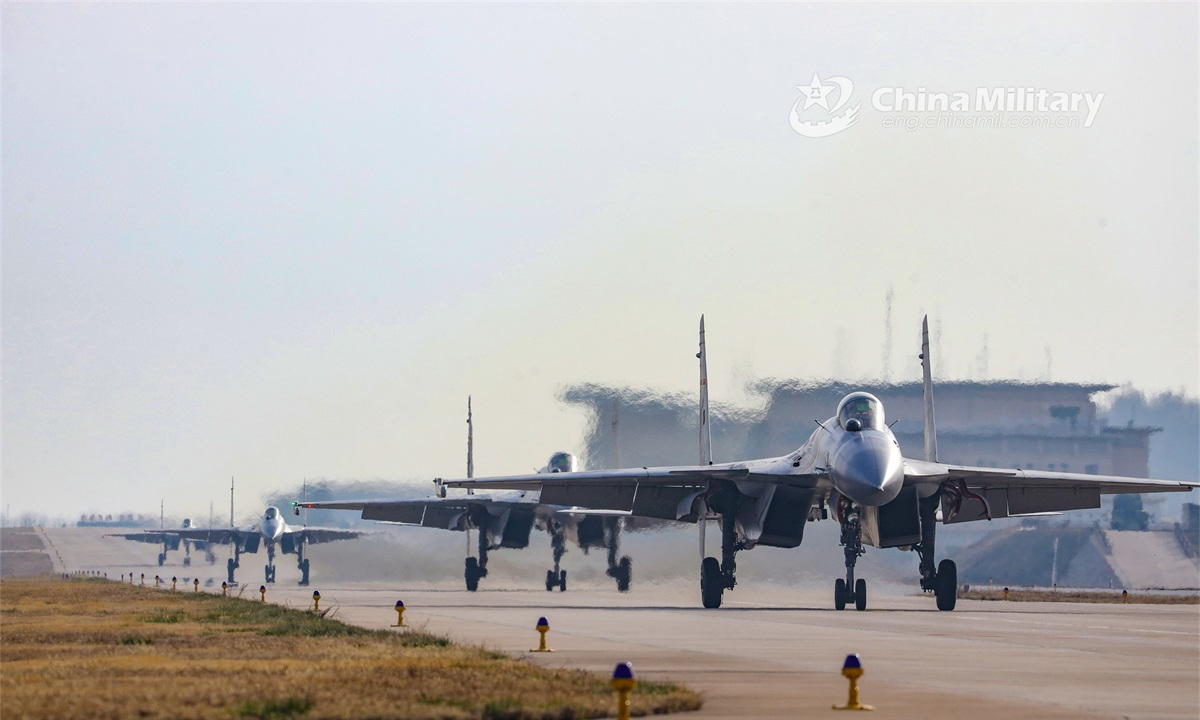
[903,459,1199,523]
[172,528,243,545]
[289,527,363,544]
[106,531,179,544]
[440,463,826,522]
[108,529,220,549]
[298,496,515,530]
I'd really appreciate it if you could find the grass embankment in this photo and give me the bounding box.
[959,587,1199,604]
[0,578,701,720]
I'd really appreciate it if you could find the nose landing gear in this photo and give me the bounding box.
[545,521,568,592]
[835,498,868,611]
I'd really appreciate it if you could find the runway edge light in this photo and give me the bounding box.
[259,585,267,603]
[312,591,321,613]
[833,653,874,711]
[610,662,637,720]
[393,600,407,627]
[531,617,553,652]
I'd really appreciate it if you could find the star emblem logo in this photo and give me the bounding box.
[798,74,835,111]
[789,73,861,138]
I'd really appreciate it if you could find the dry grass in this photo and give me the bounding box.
[959,587,1199,604]
[1,577,701,720]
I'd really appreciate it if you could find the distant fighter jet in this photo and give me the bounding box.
[294,399,635,592]
[436,316,1199,610]
[110,506,362,586]
[106,518,216,567]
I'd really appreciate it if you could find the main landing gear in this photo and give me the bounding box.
[916,492,957,611]
[546,521,567,592]
[296,541,311,587]
[464,523,490,592]
[603,517,632,593]
[226,546,241,586]
[835,498,868,611]
[700,512,739,609]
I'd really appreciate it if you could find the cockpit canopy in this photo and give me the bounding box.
[836,392,885,431]
[547,452,578,473]
[264,507,279,520]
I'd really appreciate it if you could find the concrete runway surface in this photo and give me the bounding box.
[36,528,1200,719]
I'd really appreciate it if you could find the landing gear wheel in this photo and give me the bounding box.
[558,570,567,592]
[545,570,556,592]
[183,557,191,567]
[298,559,310,587]
[465,557,480,592]
[616,556,632,593]
[855,578,867,611]
[701,557,723,609]
[264,565,275,584]
[834,578,847,611]
[936,559,958,611]
[158,553,166,567]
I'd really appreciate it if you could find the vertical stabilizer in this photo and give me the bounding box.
[698,315,712,465]
[466,396,474,479]
[465,397,474,495]
[920,316,938,463]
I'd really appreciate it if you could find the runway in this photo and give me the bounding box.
[35,527,1200,719]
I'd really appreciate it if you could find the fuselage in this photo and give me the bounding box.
[259,506,287,543]
[742,392,905,508]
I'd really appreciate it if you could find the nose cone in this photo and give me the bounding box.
[263,519,284,541]
[830,431,905,506]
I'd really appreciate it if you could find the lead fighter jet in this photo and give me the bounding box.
[294,399,635,593]
[440,316,1199,610]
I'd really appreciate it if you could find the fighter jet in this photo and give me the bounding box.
[438,316,1200,610]
[294,399,635,593]
[106,517,216,567]
[112,506,362,586]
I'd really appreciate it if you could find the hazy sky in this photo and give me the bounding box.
[4,3,1196,521]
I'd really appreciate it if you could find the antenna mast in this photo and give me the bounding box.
[882,286,894,382]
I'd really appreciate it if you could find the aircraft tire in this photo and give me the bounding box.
[700,556,723,609]
[616,556,632,593]
[465,557,480,592]
[158,554,165,567]
[855,578,867,611]
[936,559,958,611]
[558,570,567,592]
[834,578,847,611]
[545,570,555,591]
[183,557,191,567]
